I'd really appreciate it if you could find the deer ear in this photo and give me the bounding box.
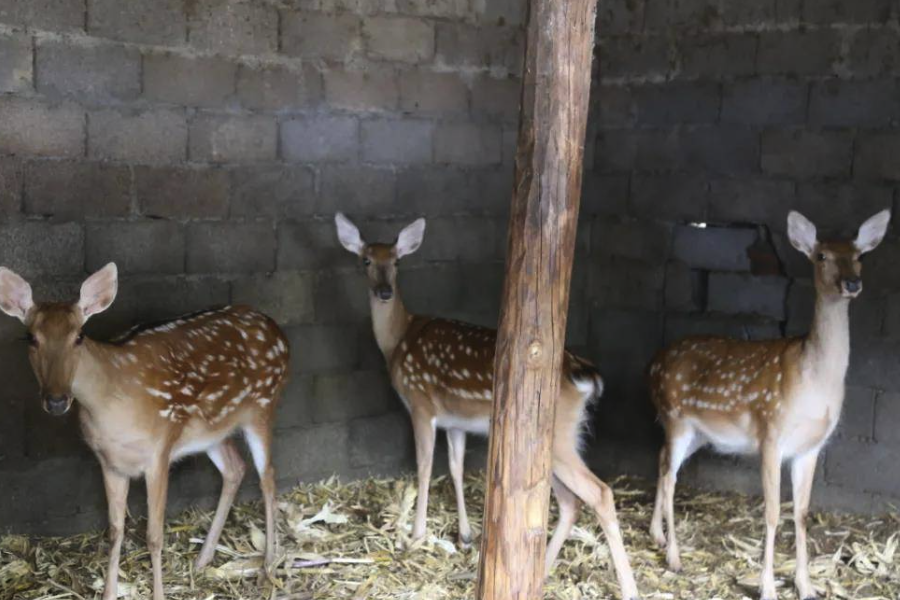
[78,263,118,321]
[787,210,818,258]
[0,268,34,323]
[855,209,891,254]
[335,212,365,255]
[396,218,426,258]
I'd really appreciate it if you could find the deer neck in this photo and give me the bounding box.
[370,292,411,360]
[803,293,851,380]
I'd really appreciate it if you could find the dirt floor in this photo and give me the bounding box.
[2,473,898,600]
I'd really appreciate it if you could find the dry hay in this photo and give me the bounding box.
[2,473,898,600]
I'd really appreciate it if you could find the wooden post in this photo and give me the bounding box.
[476,0,599,599]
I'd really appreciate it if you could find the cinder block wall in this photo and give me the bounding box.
[0,0,525,534]
[582,0,900,512]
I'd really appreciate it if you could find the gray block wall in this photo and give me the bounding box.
[582,0,900,513]
[2,0,900,535]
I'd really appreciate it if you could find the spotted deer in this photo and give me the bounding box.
[0,263,290,600]
[648,209,891,600]
[335,213,640,599]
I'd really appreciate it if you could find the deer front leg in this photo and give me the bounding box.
[100,464,130,600]
[446,428,472,547]
[410,411,436,543]
[145,454,172,600]
[791,450,820,600]
[760,440,783,600]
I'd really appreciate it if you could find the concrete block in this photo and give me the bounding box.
[143,53,236,108]
[631,174,708,222]
[361,119,433,164]
[398,70,468,115]
[719,0,800,24]
[312,269,370,324]
[470,165,513,214]
[281,11,361,60]
[0,222,83,277]
[663,313,781,344]
[632,81,720,126]
[836,386,876,441]
[36,39,140,103]
[598,34,672,79]
[86,221,184,274]
[136,166,229,219]
[665,261,702,312]
[418,216,499,262]
[435,22,523,75]
[364,16,434,64]
[802,0,892,23]
[785,278,814,336]
[761,130,853,178]
[87,0,185,45]
[721,79,807,125]
[396,167,472,214]
[324,68,399,112]
[231,271,315,325]
[848,28,900,77]
[285,324,359,373]
[874,391,900,447]
[24,160,131,219]
[399,263,464,315]
[434,122,502,166]
[274,374,314,431]
[237,64,321,110]
[188,0,277,55]
[0,157,23,217]
[592,84,636,127]
[281,116,358,163]
[311,369,395,423]
[471,75,520,121]
[108,276,230,327]
[581,172,629,216]
[0,0,84,31]
[809,79,900,127]
[592,217,672,264]
[597,0,645,34]
[349,411,413,468]
[189,114,277,163]
[186,221,276,274]
[671,225,756,271]
[757,30,840,76]
[793,183,894,236]
[272,423,350,483]
[89,108,187,164]
[677,126,761,175]
[318,165,396,216]
[707,273,789,320]
[643,0,718,29]
[0,32,32,93]
[230,165,315,219]
[399,0,471,19]
[679,33,757,79]
[0,97,83,157]
[590,259,664,311]
[854,133,900,181]
[591,308,662,366]
[708,178,794,225]
[825,439,900,496]
[277,221,349,271]
[848,337,900,392]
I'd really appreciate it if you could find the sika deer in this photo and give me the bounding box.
[0,263,290,600]
[335,213,640,599]
[648,210,891,600]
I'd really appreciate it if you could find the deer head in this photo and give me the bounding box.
[788,209,890,300]
[335,213,426,302]
[0,263,118,415]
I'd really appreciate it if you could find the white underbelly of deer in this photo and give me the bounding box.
[435,413,490,436]
[690,413,759,455]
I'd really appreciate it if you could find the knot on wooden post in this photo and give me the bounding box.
[526,340,544,368]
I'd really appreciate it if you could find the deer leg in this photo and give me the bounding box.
[792,449,820,600]
[662,424,699,572]
[411,411,436,543]
[760,440,783,600]
[553,447,640,600]
[195,439,246,570]
[100,463,130,600]
[544,475,580,577]
[650,445,668,548]
[244,422,277,568]
[446,428,472,547]
[145,455,171,600]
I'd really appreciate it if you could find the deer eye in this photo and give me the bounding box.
[23,332,37,348]
[362,258,371,266]
[75,331,85,346]
[817,252,827,262]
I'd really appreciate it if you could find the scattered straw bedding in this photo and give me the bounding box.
[2,474,898,600]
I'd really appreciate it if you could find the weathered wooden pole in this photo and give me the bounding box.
[476,0,600,599]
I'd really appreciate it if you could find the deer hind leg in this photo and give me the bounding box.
[244,422,277,568]
[410,410,437,543]
[100,463,129,600]
[145,454,172,600]
[760,440,783,600]
[661,422,701,572]
[791,449,819,600]
[195,439,246,570]
[544,475,580,578]
[650,446,668,548]
[446,428,472,547]
[553,447,640,600]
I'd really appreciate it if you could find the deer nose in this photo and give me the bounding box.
[44,394,72,416]
[374,286,393,301]
[843,278,862,294]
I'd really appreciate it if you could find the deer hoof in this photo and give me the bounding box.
[458,533,473,549]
